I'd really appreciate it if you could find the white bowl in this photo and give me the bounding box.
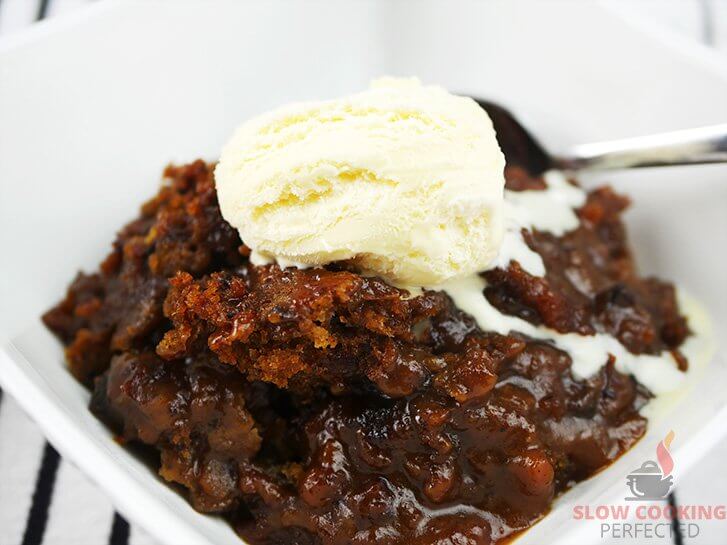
[1,2,726,544]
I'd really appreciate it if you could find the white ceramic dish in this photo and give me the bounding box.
[1,2,726,544]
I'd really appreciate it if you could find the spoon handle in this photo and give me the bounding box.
[557,124,727,171]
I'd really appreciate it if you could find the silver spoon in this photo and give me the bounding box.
[557,124,727,171]
[474,99,727,173]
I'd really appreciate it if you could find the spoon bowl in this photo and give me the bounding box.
[475,98,727,173]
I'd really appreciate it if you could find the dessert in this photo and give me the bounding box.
[216,78,505,285]
[43,80,706,544]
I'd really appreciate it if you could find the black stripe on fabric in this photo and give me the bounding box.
[109,512,130,545]
[36,0,50,21]
[21,443,61,545]
[699,0,715,46]
[668,492,683,545]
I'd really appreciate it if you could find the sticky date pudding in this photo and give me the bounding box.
[43,103,692,544]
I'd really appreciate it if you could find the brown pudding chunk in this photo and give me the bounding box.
[44,145,688,543]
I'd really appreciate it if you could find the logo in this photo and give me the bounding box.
[625,430,675,501]
[572,430,726,541]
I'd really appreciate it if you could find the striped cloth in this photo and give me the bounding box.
[0,1,725,545]
[0,387,155,545]
[0,392,155,545]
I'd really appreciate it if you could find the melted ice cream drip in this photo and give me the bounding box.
[491,171,585,276]
[436,170,710,395]
[436,275,705,395]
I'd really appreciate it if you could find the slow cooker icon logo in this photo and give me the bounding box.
[625,430,675,501]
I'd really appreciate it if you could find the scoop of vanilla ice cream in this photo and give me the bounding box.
[215,77,505,286]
